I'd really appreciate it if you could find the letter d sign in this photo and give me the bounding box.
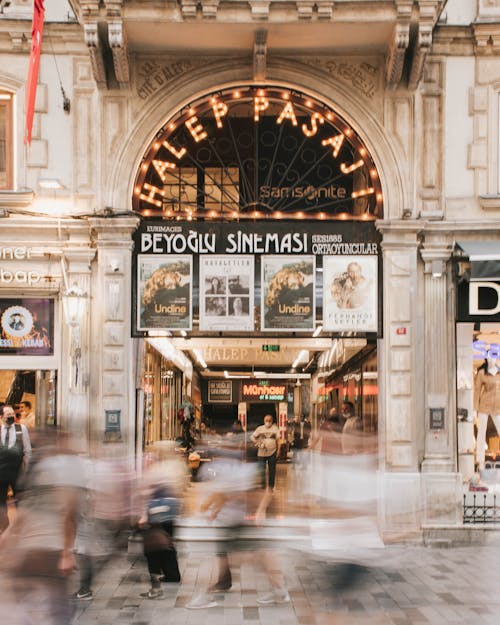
[469,282,500,315]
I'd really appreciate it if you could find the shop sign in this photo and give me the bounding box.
[457,280,500,321]
[242,381,287,402]
[0,298,54,355]
[208,380,233,403]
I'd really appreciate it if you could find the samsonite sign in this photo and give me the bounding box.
[457,281,500,321]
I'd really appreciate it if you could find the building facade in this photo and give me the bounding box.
[1,0,500,539]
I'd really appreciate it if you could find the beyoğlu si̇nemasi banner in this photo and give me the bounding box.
[133,221,380,335]
[0,298,54,355]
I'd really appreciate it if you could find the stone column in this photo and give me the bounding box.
[420,239,454,472]
[377,222,422,540]
[420,234,462,529]
[60,247,96,444]
[88,216,139,461]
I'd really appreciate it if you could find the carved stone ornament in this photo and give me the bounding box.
[84,22,107,88]
[299,57,379,100]
[135,57,215,101]
[253,29,267,81]
[108,21,130,88]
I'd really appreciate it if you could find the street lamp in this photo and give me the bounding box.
[62,283,88,387]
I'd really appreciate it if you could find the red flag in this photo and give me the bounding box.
[24,0,45,146]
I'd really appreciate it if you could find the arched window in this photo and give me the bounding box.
[133,86,383,221]
[0,90,13,190]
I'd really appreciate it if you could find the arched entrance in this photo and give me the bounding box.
[130,84,383,464]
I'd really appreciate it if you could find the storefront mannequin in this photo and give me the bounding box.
[474,356,500,470]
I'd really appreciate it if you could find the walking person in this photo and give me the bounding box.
[139,485,181,599]
[250,414,281,490]
[0,403,32,532]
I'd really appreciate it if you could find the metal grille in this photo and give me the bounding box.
[463,493,500,524]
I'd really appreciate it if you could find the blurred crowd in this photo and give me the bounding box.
[0,401,379,623]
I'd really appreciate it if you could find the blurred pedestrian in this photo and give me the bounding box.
[73,456,133,600]
[0,431,85,625]
[0,403,32,531]
[137,451,187,599]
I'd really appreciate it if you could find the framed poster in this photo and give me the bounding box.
[0,298,54,355]
[261,255,315,331]
[208,380,233,403]
[199,255,254,331]
[322,255,378,333]
[137,255,192,331]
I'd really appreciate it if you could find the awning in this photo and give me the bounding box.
[456,241,500,281]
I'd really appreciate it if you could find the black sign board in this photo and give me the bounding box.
[456,280,500,321]
[208,380,233,403]
[429,407,445,430]
[132,220,382,337]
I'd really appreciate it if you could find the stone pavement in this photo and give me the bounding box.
[62,528,500,625]
[2,522,500,625]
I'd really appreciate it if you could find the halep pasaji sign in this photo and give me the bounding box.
[132,85,383,220]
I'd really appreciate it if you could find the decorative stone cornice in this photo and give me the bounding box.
[84,22,107,88]
[409,22,433,89]
[249,0,270,20]
[473,23,500,55]
[386,24,410,88]
[253,29,267,81]
[296,1,314,20]
[408,1,442,90]
[0,188,34,210]
[108,20,130,88]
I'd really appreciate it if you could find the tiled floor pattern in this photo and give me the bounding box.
[59,535,500,625]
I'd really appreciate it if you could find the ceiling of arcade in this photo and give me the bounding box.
[68,0,446,91]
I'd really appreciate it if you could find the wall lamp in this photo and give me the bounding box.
[62,283,88,386]
[431,259,444,279]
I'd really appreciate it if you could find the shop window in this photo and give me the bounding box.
[0,90,14,190]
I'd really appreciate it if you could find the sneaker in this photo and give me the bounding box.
[207,580,232,593]
[186,594,218,609]
[257,590,290,605]
[74,589,93,600]
[140,588,164,599]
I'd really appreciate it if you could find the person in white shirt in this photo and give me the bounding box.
[0,404,32,531]
[250,414,281,490]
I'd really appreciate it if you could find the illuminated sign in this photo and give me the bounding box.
[242,381,287,402]
[262,345,280,352]
[473,340,500,360]
[133,86,383,221]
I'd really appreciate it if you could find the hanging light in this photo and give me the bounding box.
[62,283,88,329]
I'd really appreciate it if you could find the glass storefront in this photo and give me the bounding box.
[0,369,57,428]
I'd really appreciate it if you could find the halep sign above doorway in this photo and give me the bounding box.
[133,86,383,221]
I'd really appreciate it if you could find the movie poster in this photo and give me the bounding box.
[199,255,254,331]
[322,255,378,332]
[137,255,192,331]
[261,255,315,331]
[0,298,54,355]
